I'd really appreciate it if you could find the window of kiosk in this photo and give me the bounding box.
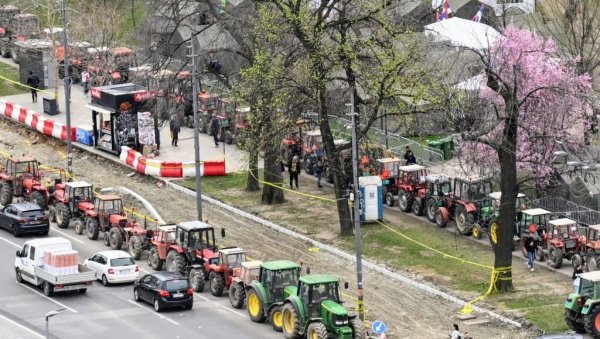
[96,112,114,151]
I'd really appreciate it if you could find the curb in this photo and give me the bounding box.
[166,181,523,329]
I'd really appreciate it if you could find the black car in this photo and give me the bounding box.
[0,202,49,236]
[133,272,193,312]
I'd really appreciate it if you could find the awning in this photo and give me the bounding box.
[85,103,114,115]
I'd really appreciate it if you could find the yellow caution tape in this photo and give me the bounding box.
[0,75,54,95]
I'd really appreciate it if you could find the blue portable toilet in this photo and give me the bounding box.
[358,176,383,222]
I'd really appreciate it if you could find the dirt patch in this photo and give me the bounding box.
[0,118,537,338]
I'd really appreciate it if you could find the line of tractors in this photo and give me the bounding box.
[0,154,365,339]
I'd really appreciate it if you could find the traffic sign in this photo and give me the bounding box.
[372,320,387,334]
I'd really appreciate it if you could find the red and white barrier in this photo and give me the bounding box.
[119,146,226,178]
[0,99,76,142]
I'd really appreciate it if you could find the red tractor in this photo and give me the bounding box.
[542,218,585,269]
[422,175,453,223]
[49,181,95,233]
[147,221,226,292]
[581,225,600,272]
[435,177,492,234]
[0,156,49,209]
[390,164,428,213]
[207,246,247,297]
[84,195,153,259]
[229,260,262,308]
[377,158,402,206]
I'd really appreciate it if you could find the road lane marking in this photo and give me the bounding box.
[194,293,246,318]
[127,299,179,325]
[0,313,44,338]
[50,227,85,244]
[14,281,78,313]
[0,235,22,248]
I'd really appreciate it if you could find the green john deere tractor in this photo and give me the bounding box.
[246,260,302,332]
[564,271,600,336]
[281,274,366,339]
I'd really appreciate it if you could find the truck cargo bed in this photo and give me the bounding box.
[34,264,96,285]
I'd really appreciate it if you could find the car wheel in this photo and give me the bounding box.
[133,288,140,302]
[15,269,23,283]
[102,274,109,286]
[11,224,20,237]
[154,298,163,312]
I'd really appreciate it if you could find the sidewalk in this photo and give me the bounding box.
[2,81,253,173]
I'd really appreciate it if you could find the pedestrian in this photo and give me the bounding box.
[26,71,40,103]
[404,146,417,165]
[573,264,584,292]
[289,155,300,189]
[524,230,537,272]
[170,116,180,146]
[81,70,91,97]
[210,114,220,147]
[315,156,324,188]
[450,324,462,339]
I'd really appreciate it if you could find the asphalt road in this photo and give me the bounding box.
[0,222,281,339]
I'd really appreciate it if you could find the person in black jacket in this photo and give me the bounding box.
[404,146,417,165]
[169,117,181,146]
[26,71,40,103]
[210,114,220,147]
[289,155,300,189]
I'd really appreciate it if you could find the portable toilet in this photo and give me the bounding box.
[358,176,383,223]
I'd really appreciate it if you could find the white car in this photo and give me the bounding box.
[84,250,140,286]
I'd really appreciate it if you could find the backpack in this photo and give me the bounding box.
[31,75,40,87]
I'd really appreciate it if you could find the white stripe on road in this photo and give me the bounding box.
[194,293,246,318]
[0,235,22,249]
[127,299,179,325]
[0,313,44,338]
[14,282,78,313]
[50,227,85,244]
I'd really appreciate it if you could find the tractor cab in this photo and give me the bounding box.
[239,261,262,286]
[303,130,322,155]
[297,275,343,319]
[586,225,600,252]
[396,164,427,190]
[453,177,492,203]
[94,195,125,229]
[515,208,551,239]
[4,156,40,178]
[488,192,529,222]
[377,158,401,181]
[546,218,582,254]
[63,181,94,211]
[564,270,600,334]
[175,221,225,265]
[218,247,247,278]
[423,174,453,222]
[258,260,302,301]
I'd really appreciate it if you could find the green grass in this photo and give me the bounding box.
[497,294,569,333]
[117,1,146,42]
[0,63,28,96]
[181,171,249,196]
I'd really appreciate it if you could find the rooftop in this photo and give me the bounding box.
[398,164,425,171]
[522,208,551,216]
[549,218,577,226]
[261,260,301,271]
[93,250,132,259]
[96,194,121,201]
[219,247,246,255]
[8,156,36,163]
[300,274,339,285]
[66,181,93,188]
[178,220,214,231]
[241,261,263,269]
[377,158,401,164]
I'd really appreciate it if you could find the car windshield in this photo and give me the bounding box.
[21,210,44,218]
[110,257,135,266]
[165,279,189,291]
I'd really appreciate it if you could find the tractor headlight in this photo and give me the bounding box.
[334,316,348,326]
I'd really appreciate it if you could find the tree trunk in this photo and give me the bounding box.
[493,98,519,292]
[262,136,285,204]
[246,146,260,191]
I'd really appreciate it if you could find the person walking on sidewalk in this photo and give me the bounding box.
[289,155,300,189]
[315,156,324,188]
[26,71,40,103]
[210,114,220,147]
[81,70,91,97]
[524,230,537,272]
[170,116,180,146]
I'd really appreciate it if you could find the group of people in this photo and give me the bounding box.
[26,69,92,104]
[285,147,326,190]
[169,113,222,148]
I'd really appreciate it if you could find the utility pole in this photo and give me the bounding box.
[349,91,364,321]
[188,39,203,221]
[61,0,73,181]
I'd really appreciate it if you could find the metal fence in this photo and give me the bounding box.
[531,196,600,226]
[305,113,445,166]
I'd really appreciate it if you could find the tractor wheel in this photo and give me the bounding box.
[385,192,394,207]
[30,190,46,209]
[565,309,586,334]
[10,47,18,63]
[148,246,163,271]
[549,245,563,269]
[190,269,205,292]
[48,206,56,222]
[412,197,424,216]
[165,251,186,275]
[55,203,70,229]
[103,232,110,246]
[572,254,584,271]
[306,321,327,339]
[535,246,545,262]
[86,218,99,240]
[0,182,13,206]
[350,317,367,339]
[584,304,600,337]
[209,271,225,297]
[455,206,473,235]
[472,224,483,240]
[398,191,412,212]
[435,208,448,228]
[247,288,266,323]
[229,282,244,309]
[128,235,143,260]
[224,131,234,145]
[282,303,301,339]
[270,305,284,332]
[588,254,599,272]
[425,199,437,222]
[109,227,123,250]
[73,219,84,235]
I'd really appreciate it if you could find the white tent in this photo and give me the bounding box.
[453,73,485,91]
[424,17,500,51]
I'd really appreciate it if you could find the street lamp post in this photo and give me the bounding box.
[61,0,73,181]
[188,39,203,221]
[45,308,68,339]
[347,91,365,322]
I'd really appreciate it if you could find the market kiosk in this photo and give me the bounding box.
[86,83,159,155]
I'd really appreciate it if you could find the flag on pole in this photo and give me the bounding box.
[472,4,484,22]
[437,0,452,21]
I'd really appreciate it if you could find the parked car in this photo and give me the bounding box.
[133,272,193,312]
[84,250,140,286]
[0,202,49,236]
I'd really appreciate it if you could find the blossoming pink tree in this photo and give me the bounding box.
[456,26,592,292]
